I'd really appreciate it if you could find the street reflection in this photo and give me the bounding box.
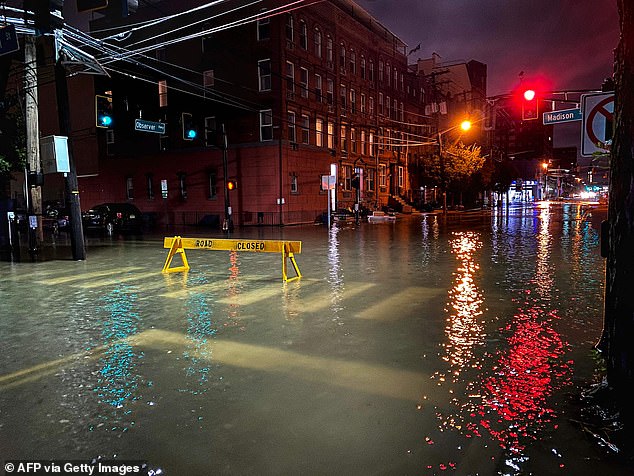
[92,285,142,432]
[328,225,344,322]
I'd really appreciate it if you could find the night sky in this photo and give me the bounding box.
[356,0,620,97]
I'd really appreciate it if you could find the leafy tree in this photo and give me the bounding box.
[0,95,26,194]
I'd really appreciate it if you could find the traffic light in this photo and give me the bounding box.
[522,89,539,120]
[95,94,113,128]
[227,180,237,191]
[182,112,197,140]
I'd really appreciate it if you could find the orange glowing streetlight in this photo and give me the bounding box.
[460,120,472,132]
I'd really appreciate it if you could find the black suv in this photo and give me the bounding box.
[82,203,143,235]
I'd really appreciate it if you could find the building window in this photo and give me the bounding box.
[327,78,334,105]
[314,28,322,57]
[286,61,295,97]
[393,98,397,119]
[208,170,217,199]
[326,35,333,63]
[299,20,307,49]
[290,174,298,193]
[361,130,366,155]
[378,61,384,82]
[386,62,391,87]
[178,173,187,199]
[315,74,323,102]
[158,79,167,107]
[378,93,384,115]
[316,117,324,147]
[386,96,391,118]
[257,17,270,40]
[379,164,387,188]
[369,96,374,116]
[366,168,375,192]
[300,67,309,98]
[349,49,356,75]
[340,84,347,110]
[394,67,398,89]
[350,89,356,113]
[339,43,346,72]
[351,127,357,153]
[301,114,310,144]
[258,59,271,91]
[343,165,352,190]
[340,124,347,151]
[400,102,404,121]
[146,174,154,199]
[327,121,335,149]
[288,111,296,142]
[369,132,374,156]
[126,177,134,200]
[360,56,366,79]
[286,14,294,42]
[205,116,217,146]
[369,59,374,81]
[360,93,366,114]
[260,109,273,141]
[398,166,404,188]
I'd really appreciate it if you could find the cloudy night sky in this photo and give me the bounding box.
[356,0,620,96]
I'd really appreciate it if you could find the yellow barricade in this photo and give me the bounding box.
[162,236,302,282]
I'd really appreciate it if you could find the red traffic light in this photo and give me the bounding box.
[521,89,538,121]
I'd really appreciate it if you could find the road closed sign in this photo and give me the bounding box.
[581,92,614,156]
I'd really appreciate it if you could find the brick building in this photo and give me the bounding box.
[74,0,432,227]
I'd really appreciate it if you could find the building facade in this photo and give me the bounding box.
[74,0,433,227]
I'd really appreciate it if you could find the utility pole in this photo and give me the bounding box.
[55,58,86,260]
[24,34,42,254]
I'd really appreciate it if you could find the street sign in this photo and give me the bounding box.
[134,118,166,134]
[542,108,582,125]
[0,24,19,57]
[581,92,614,157]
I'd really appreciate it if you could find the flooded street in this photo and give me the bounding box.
[1,202,630,475]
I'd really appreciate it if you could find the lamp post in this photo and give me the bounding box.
[541,161,548,200]
[437,120,471,213]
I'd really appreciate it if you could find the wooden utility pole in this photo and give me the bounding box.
[24,34,43,252]
[55,58,86,260]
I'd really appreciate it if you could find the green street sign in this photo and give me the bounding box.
[134,119,166,134]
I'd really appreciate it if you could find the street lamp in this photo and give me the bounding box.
[541,162,548,200]
[437,119,473,213]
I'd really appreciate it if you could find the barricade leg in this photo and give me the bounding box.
[162,236,190,273]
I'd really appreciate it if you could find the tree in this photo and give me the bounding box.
[602,0,634,423]
[0,94,26,195]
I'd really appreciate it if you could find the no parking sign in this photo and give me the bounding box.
[581,92,614,156]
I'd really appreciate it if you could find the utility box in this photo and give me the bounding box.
[40,135,70,174]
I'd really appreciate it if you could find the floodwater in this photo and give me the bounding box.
[0,202,630,475]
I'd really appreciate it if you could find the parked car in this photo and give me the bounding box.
[82,203,143,235]
[43,201,70,232]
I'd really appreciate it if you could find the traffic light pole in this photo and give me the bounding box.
[55,59,86,260]
[221,123,232,233]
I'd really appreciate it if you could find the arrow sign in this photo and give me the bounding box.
[542,108,582,125]
[0,24,19,57]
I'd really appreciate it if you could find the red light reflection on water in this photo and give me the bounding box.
[477,307,571,452]
[431,229,573,467]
